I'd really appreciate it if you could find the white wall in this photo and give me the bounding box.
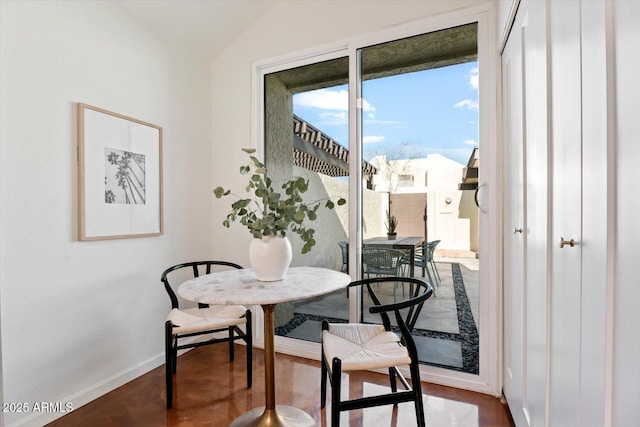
[210,0,487,264]
[0,1,212,425]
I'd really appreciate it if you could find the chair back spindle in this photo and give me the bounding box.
[321,276,434,427]
[160,260,251,409]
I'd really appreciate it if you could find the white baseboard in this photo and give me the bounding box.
[6,353,165,427]
[7,332,249,426]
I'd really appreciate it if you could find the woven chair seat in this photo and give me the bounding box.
[320,276,433,427]
[322,323,411,371]
[167,306,247,334]
[161,261,252,409]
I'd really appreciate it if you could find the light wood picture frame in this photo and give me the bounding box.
[78,103,163,240]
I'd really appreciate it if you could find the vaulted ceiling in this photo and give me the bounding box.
[113,0,274,59]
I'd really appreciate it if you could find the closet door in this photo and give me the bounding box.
[549,1,609,425]
[503,1,633,425]
[502,20,525,425]
[613,1,640,424]
[548,1,583,424]
[502,1,548,425]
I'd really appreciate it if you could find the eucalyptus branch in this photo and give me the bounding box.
[214,148,346,254]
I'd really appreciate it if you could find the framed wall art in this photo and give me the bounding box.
[78,103,163,240]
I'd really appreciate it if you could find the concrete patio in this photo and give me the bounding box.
[276,256,479,373]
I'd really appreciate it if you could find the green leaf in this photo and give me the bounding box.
[268,192,281,203]
[214,148,349,256]
[294,178,308,192]
[250,156,265,169]
[213,187,226,198]
[232,199,249,209]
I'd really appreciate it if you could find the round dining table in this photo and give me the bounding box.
[178,266,351,427]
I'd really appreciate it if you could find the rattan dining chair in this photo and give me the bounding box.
[320,276,434,427]
[161,261,252,409]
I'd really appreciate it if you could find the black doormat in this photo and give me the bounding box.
[275,263,479,375]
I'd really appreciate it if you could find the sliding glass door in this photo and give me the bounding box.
[263,57,352,340]
[258,9,497,393]
[359,24,480,375]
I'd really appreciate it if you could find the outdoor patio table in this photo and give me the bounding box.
[364,236,424,277]
[178,266,350,427]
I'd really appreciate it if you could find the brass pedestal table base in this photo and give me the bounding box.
[230,405,315,427]
[177,268,350,427]
[231,304,316,427]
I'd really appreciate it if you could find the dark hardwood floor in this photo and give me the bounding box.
[47,344,514,426]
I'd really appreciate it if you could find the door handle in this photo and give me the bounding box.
[559,237,575,248]
[513,227,523,234]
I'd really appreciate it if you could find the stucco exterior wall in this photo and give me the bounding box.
[373,154,479,255]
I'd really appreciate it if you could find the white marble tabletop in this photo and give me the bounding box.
[177,266,351,306]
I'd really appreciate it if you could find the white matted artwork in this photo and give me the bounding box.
[78,103,163,240]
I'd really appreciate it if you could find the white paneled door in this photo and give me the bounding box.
[502,17,525,426]
[502,1,548,426]
[501,0,630,426]
[549,1,584,425]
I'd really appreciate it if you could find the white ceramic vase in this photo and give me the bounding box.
[249,235,292,281]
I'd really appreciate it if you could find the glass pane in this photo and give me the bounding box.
[360,23,480,374]
[265,57,352,341]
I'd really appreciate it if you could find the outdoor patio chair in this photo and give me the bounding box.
[427,240,442,282]
[161,261,252,409]
[362,247,408,297]
[338,241,349,273]
[402,240,440,288]
[362,247,406,277]
[321,276,434,427]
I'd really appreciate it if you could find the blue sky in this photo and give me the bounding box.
[293,61,478,165]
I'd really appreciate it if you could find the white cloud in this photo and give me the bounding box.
[463,139,477,146]
[469,67,479,90]
[294,88,375,113]
[453,99,479,110]
[320,111,347,119]
[363,135,385,144]
[364,119,407,126]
